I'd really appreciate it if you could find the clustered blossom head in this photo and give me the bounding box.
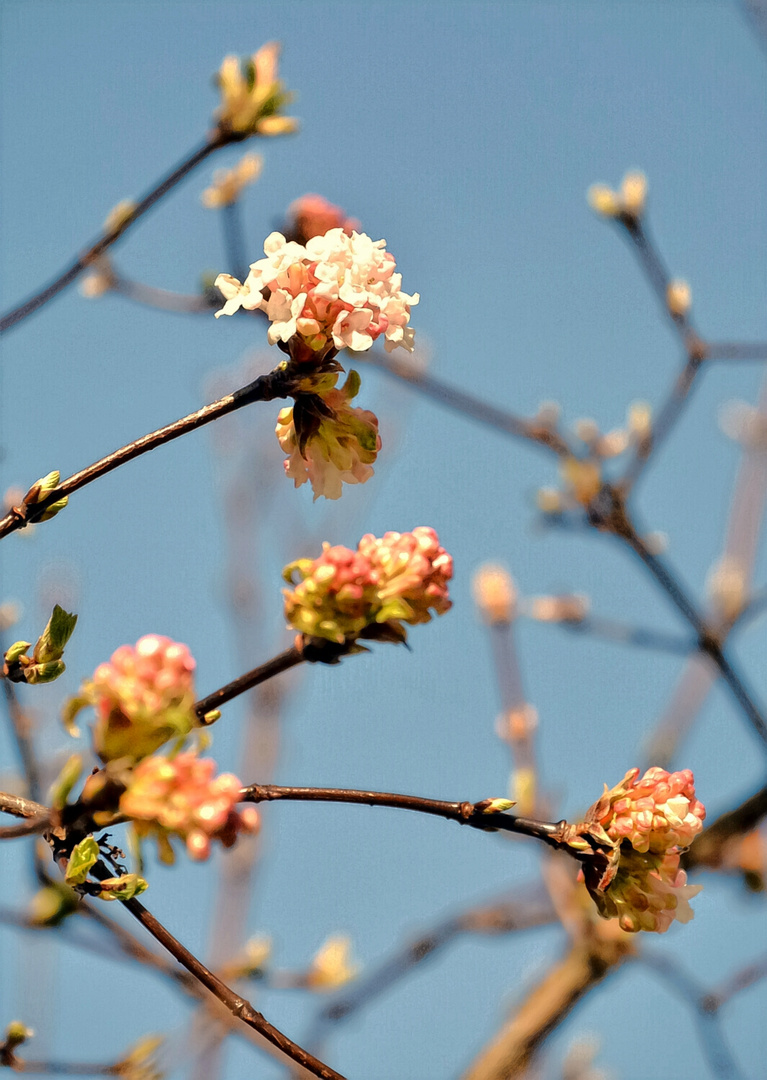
[591,767,705,855]
[65,635,197,765]
[201,153,262,209]
[574,767,705,933]
[215,43,297,138]
[284,194,360,244]
[119,751,259,863]
[215,228,418,359]
[283,527,452,646]
[275,370,380,500]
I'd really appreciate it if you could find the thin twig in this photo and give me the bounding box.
[193,645,304,720]
[0,814,49,840]
[460,934,633,1080]
[1,672,42,801]
[0,369,290,540]
[0,132,231,334]
[707,342,767,360]
[620,528,767,749]
[221,201,248,282]
[365,352,572,456]
[112,275,217,313]
[640,951,745,1080]
[683,782,767,872]
[305,885,557,1051]
[98,865,344,1080]
[0,790,48,821]
[240,784,565,846]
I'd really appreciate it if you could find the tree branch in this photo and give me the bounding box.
[0,368,291,540]
[0,132,232,334]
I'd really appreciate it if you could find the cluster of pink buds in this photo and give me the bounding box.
[284,194,360,245]
[119,751,259,863]
[215,228,418,359]
[64,635,197,765]
[575,767,705,933]
[275,370,381,500]
[283,527,452,646]
[591,766,705,854]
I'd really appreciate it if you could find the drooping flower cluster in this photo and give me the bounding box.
[275,370,381,500]
[284,193,360,244]
[201,153,262,209]
[119,751,259,863]
[575,767,705,933]
[283,527,452,646]
[215,43,297,138]
[215,228,418,357]
[64,635,197,765]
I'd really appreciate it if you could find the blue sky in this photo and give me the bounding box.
[1,3,766,1078]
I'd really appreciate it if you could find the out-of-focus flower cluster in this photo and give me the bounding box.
[284,193,360,244]
[202,153,262,208]
[283,527,452,646]
[215,43,297,138]
[304,934,360,991]
[534,402,657,518]
[275,370,380,500]
[572,767,705,933]
[588,170,647,221]
[119,750,259,863]
[215,228,418,358]
[64,634,197,764]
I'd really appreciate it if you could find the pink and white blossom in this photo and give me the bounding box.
[215,228,418,356]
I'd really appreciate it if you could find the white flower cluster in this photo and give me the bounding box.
[215,228,419,354]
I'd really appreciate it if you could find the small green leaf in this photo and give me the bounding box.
[65,836,99,885]
[98,873,148,901]
[61,694,90,737]
[39,495,69,522]
[34,604,78,663]
[26,660,66,685]
[4,640,31,665]
[49,753,83,810]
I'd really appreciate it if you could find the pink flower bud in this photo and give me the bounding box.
[285,194,359,244]
[577,766,706,933]
[283,528,452,645]
[67,635,197,764]
[119,751,259,863]
[589,766,705,855]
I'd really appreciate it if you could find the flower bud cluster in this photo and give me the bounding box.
[119,751,259,863]
[215,43,297,138]
[591,766,705,854]
[576,766,705,933]
[283,527,452,646]
[215,228,418,357]
[202,153,262,209]
[65,635,197,764]
[276,370,381,500]
[285,194,360,244]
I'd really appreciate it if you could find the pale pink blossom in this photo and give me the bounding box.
[65,635,197,764]
[120,751,259,863]
[589,766,705,855]
[285,194,359,243]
